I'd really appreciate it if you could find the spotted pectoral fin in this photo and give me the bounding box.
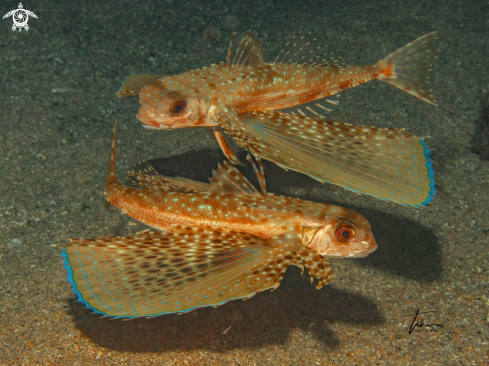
[234,110,434,207]
[116,74,167,98]
[297,244,334,289]
[129,164,209,194]
[61,228,303,318]
[226,30,264,67]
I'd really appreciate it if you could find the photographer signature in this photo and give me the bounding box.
[405,309,444,334]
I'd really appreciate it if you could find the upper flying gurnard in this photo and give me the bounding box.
[60,120,377,318]
[118,30,441,206]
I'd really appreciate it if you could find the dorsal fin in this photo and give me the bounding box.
[130,163,209,194]
[226,30,264,67]
[116,74,167,98]
[209,161,261,196]
[273,29,347,67]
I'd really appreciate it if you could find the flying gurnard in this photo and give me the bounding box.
[61,120,377,318]
[118,30,440,207]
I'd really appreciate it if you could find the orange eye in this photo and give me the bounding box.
[169,100,187,114]
[335,227,355,242]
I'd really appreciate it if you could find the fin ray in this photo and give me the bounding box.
[227,31,264,67]
[62,228,314,318]
[274,29,346,67]
[130,163,209,193]
[281,95,341,117]
[217,110,435,206]
[377,31,441,106]
[209,161,260,196]
[212,128,245,165]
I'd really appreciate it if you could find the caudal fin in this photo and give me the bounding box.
[377,31,441,106]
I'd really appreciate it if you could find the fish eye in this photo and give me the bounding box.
[169,100,187,114]
[335,227,355,242]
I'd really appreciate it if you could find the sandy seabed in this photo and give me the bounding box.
[0,0,488,364]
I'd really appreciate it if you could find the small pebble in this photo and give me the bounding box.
[11,238,21,246]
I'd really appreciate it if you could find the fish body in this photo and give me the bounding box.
[136,62,379,128]
[105,128,377,258]
[61,121,377,318]
[125,30,440,129]
[119,30,440,206]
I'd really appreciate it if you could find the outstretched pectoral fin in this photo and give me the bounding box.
[220,110,435,207]
[61,229,307,318]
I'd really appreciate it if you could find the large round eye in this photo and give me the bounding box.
[335,227,355,242]
[169,100,187,114]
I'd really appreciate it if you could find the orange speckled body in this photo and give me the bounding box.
[103,122,376,259]
[119,31,441,207]
[131,31,440,130]
[105,179,370,243]
[137,61,383,129]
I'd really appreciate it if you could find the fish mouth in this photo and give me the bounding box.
[325,240,378,258]
[141,124,169,130]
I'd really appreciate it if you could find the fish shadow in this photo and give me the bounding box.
[147,148,442,282]
[68,267,383,352]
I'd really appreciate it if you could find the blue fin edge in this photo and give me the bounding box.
[61,249,265,319]
[61,249,108,317]
[305,137,436,207]
[418,138,436,207]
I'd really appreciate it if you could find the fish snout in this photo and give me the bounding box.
[364,233,377,253]
[363,239,378,255]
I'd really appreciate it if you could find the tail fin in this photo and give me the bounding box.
[376,31,441,106]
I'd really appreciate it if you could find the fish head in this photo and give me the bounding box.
[305,209,377,258]
[137,82,211,129]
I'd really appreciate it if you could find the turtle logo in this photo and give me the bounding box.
[3,3,37,32]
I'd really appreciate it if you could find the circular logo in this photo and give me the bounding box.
[12,9,28,28]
